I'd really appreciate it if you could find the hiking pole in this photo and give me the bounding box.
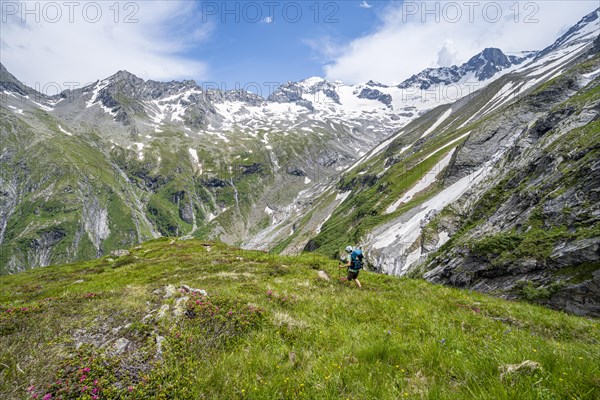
[338,262,346,282]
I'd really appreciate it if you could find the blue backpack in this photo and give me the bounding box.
[350,249,364,271]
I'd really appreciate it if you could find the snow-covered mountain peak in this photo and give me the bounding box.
[365,80,389,88]
[464,48,513,80]
[299,76,326,88]
[4,7,598,153]
[398,47,535,91]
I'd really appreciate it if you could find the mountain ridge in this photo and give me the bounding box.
[397,47,534,90]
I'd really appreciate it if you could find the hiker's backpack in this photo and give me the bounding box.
[351,249,364,270]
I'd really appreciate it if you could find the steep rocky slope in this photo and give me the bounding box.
[296,10,600,316]
[419,58,600,317]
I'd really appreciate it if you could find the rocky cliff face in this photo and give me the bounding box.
[420,62,600,317]
[363,46,600,316]
[355,54,600,316]
[298,9,600,316]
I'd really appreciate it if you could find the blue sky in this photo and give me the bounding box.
[193,1,379,89]
[1,1,598,94]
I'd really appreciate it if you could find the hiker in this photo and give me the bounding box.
[339,245,364,288]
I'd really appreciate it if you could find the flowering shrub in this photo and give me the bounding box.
[184,293,264,345]
[1,303,45,335]
[0,305,39,317]
[265,290,298,307]
[28,345,150,399]
[28,348,116,399]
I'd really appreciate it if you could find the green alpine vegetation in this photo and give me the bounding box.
[1,239,598,399]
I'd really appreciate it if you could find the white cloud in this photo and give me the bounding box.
[262,16,273,24]
[437,39,460,67]
[303,36,347,63]
[0,1,212,87]
[359,1,373,9]
[324,1,599,84]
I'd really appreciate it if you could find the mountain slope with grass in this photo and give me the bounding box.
[1,238,598,400]
[0,65,365,272]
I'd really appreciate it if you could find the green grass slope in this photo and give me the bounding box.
[1,239,598,399]
[0,108,172,272]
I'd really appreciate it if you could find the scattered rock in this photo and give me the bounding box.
[286,166,307,176]
[202,178,229,188]
[164,285,177,298]
[107,258,115,263]
[548,269,600,317]
[357,88,393,108]
[110,250,130,257]
[499,360,541,380]
[156,335,165,357]
[180,201,195,224]
[157,304,170,319]
[201,243,212,252]
[112,338,130,355]
[316,150,341,167]
[317,270,331,281]
[133,246,142,250]
[142,312,154,323]
[304,240,319,252]
[178,235,194,241]
[241,162,263,175]
[72,279,84,284]
[173,296,189,317]
[180,285,208,296]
